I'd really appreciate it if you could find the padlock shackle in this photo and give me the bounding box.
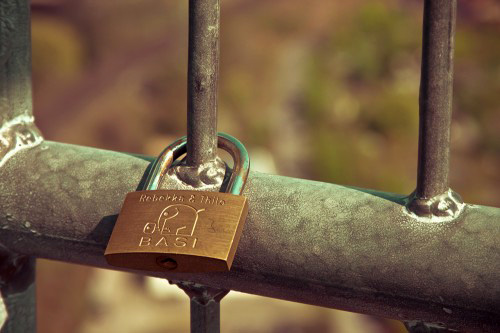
[143,133,250,195]
[218,132,250,195]
[143,136,187,191]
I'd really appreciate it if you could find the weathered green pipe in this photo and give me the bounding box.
[0,142,498,332]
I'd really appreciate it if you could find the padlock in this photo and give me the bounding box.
[104,133,250,272]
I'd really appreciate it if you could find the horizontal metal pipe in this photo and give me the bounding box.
[0,142,498,332]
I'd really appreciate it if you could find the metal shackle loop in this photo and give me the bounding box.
[143,133,250,195]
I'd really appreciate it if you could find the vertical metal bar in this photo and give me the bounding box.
[0,253,36,333]
[179,2,227,332]
[407,0,463,218]
[174,281,228,333]
[187,0,220,166]
[190,298,222,333]
[0,0,38,330]
[417,0,456,198]
[0,0,42,167]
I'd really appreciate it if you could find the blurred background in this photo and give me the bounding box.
[31,0,499,332]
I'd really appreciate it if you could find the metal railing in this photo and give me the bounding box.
[0,0,498,332]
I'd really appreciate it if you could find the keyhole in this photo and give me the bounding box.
[157,257,178,270]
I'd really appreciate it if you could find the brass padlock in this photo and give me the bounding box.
[104,133,250,272]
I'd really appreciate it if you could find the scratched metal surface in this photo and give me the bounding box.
[0,142,498,332]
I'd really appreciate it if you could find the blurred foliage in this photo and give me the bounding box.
[30,0,498,332]
[301,2,422,190]
[31,0,499,205]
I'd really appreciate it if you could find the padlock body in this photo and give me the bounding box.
[105,190,248,272]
